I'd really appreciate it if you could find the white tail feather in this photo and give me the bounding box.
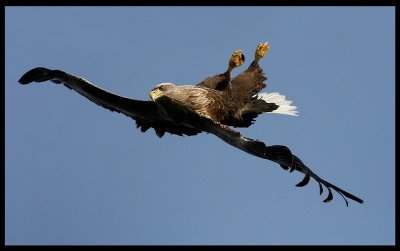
[257,92,298,116]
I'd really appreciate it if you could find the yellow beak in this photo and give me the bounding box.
[150,90,156,100]
[149,90,162,101]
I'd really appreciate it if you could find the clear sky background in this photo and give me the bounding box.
[5,7,395,245]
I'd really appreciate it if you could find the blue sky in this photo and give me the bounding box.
[5,7,395,245]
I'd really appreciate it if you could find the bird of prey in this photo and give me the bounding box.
[18,42,363,206]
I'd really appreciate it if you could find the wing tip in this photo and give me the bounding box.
[18,67,52,85]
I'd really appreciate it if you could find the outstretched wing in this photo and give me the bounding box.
[18,67,201,137]
[194,114,363,206]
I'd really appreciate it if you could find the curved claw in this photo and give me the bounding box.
[323,188,334,203]
[296,172,310,187]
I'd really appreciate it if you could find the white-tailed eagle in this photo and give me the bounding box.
[18,42,363,206]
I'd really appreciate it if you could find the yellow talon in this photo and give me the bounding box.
[229,50,245,68]
[255,42,269,60]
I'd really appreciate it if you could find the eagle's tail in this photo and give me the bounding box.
[256,92,298,116]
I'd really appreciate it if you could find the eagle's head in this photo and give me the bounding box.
[149,83,176,101]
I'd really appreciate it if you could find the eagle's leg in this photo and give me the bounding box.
[227,50,245,74]
[254,42,270,63]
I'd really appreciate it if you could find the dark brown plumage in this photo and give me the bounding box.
[18,42,363,206]
[196,49,245,91]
